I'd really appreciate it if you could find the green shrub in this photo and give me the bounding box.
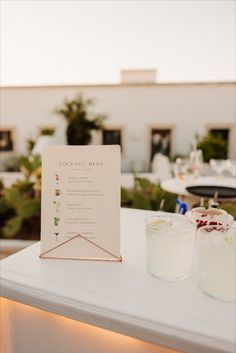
[197,133,227,162]
[121,176,177,212]
[220,203,236,219]
[0,154,42,239]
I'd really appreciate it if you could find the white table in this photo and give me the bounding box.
[161,177,236,208]
[1,208,235,353]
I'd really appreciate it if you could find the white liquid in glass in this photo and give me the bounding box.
[146,215,196,280]
[197,229,236,301]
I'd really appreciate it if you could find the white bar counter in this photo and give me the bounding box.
[0,208,235,353]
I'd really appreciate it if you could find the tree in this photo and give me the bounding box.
[56,95,107,145]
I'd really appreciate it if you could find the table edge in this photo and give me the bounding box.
[0,274,234,353]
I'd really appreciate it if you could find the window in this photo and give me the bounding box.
[102,129,122,148]
[210,128,229,141]
[0,130,14,152]
[38,125,55,136]
[208,127,230,158]
[150,129,172,161]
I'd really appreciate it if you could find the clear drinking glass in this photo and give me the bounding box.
[197,225,236,301]
[146,213,196,281]
[173,158,188,182]
[210,159,231,177]
[189,149,203,177]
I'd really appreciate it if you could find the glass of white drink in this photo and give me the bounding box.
[146,213,196,281]
[197,225,236,301]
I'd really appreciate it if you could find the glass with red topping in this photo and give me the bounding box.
[186,207,233,229]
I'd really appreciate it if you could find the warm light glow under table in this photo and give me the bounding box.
[1,208,235,353]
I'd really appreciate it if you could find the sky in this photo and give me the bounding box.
[0,0,235,86]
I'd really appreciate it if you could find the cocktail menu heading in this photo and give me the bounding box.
[40,145,121,261]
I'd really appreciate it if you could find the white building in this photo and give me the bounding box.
[1,70,235,172]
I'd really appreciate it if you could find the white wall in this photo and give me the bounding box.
[1,82,235,171]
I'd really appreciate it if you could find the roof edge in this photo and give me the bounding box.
[0,81,236,89]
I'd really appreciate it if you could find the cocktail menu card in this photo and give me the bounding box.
[40,145,121,261]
